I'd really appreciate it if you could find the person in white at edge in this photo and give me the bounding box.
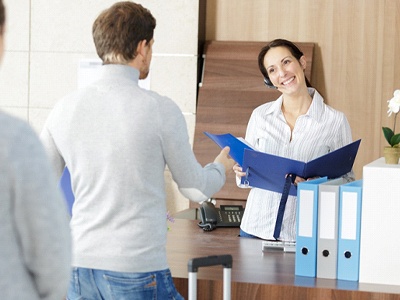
[234,39,354,242]
[40,2,234,299]
[0,1,71,299]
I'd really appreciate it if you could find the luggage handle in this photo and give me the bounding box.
[188,255,232,300]
[188,254,233,272]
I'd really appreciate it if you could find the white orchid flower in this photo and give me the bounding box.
[387,89,400,116]
[383,89,400,147]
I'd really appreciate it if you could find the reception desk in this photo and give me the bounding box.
[167,218,400,300]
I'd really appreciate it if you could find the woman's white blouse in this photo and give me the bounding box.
[239,88,354,241]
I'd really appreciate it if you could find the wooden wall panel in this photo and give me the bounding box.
[205,0,400,179]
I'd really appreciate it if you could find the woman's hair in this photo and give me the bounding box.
[92,1,156,64]
[0,0,5,35]
[258,39,312,87]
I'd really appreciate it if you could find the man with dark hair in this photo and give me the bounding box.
[0,1,71,299]
[41,2,234,299]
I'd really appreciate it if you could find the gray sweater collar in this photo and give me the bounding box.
[100,64,140,83]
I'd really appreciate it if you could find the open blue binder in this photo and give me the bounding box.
[205,132,361,195]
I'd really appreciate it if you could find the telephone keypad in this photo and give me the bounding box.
[226,212,241,223]
[219,211,242,223]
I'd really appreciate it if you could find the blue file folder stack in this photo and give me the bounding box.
[295,179,363,281]
[202,132,363,281]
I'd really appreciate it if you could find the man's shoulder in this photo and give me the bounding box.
[140,88,181,112]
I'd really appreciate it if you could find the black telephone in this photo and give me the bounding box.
[198,201,244,231]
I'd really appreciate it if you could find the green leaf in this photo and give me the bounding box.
[391,133,400,147]
[383,127,394,145]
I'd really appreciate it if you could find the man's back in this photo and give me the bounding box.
[41,64,227,273]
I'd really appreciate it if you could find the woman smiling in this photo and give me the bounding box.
[233,39,355,241]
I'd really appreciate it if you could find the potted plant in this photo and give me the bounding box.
[382,89,400,164]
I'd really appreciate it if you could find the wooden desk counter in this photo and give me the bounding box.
[167,219,400,300]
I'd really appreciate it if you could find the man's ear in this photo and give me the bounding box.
[136,39,148,58]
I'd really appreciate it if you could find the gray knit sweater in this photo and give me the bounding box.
[0,111,71,299]
[40,64,226,273]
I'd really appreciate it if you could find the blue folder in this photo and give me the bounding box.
[205,132,361,196]
[295,177,327,277]
[241,140,361,195]
[337,180,363,281]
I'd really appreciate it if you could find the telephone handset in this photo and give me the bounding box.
[198,201,244,231]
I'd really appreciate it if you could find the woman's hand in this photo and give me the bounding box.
[293,176,320,186]
[293,176,306,186]
[233,163,246,178]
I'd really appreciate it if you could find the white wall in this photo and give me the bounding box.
[0,0,200,213]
